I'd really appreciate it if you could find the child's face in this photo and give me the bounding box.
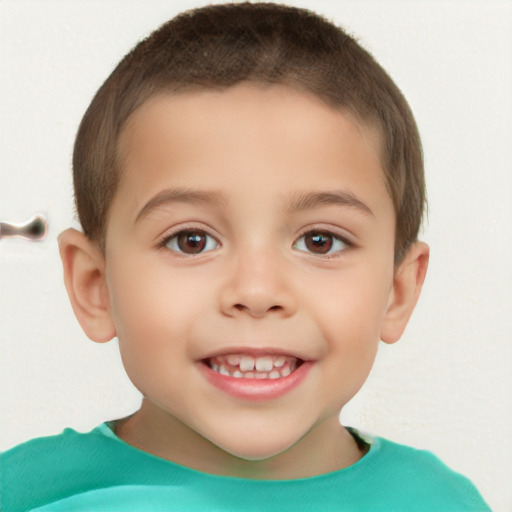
[104,83,397,461]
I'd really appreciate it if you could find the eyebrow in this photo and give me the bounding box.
[135,187,373,223]
[285,190,374,217]
[135,188,226,223]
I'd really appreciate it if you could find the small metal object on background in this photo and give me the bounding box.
[0,214,48,241]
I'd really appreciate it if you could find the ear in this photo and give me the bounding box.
[58,228,116,343]
[380,241,429,344]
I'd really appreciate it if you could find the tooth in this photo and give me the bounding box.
[227,354,241,366]
[245,372,255,379]
[211,363,219,372]
[255,356,273,372]
[240,356,255,372]
[273,356,286,368]
[219,366,230,376]
[255,372,269,379]
[233,371,243,378]
[281,366,291,377]
[269,371,281,379]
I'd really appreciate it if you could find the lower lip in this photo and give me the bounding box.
[200,361,313,401]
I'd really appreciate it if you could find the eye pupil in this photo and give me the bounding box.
[305,233,333,254]
[177,232,206,253]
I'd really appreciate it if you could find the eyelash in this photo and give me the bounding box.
[158,226,353,257]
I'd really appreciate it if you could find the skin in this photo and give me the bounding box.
[59,83,429,479]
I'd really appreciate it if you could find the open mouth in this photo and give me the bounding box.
[203,354,304,379]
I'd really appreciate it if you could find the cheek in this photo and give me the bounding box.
[312,270,390,403]
[106,267,187,398]
[106,255,219,383]
[305,261,393,400]
[107,262,186,360]
[310,264,391,339]
[108,256,200,332]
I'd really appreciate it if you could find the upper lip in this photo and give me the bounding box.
[200,346,311,362]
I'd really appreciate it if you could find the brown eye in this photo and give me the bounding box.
[177,232,206,253]
[304,233,333,254]
[165,230,219,255]
[294,231,348,256]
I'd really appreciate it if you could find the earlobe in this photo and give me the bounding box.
[380,241,429,344]
[58,228,116,343]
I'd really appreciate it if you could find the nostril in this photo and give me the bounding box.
[232,303,282,314]
[233,303,283,316]
[231,301,285,318]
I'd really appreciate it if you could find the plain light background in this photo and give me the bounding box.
[1,1,510,510]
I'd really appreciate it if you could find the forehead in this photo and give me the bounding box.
[114,83,390,220]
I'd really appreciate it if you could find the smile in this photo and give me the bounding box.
[206,354,301,379]
[200,352,311,401]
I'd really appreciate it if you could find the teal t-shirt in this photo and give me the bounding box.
[1,423,489,511]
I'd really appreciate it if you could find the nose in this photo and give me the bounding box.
[219,247,297,319]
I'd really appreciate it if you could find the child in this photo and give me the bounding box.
[1,3,490,511]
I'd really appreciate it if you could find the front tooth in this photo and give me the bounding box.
[240,356,255,372]
[255,356,273,372]
[269,370,281,379]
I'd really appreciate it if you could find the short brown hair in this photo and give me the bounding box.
[73,2,425,263]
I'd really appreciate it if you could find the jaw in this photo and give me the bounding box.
[176,403,360,477]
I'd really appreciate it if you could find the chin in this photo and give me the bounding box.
[208,428,303,462]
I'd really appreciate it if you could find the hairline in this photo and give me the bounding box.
[115,80,385,179]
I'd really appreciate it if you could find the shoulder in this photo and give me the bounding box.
[0,425,122,512]
[353,431,490,511]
